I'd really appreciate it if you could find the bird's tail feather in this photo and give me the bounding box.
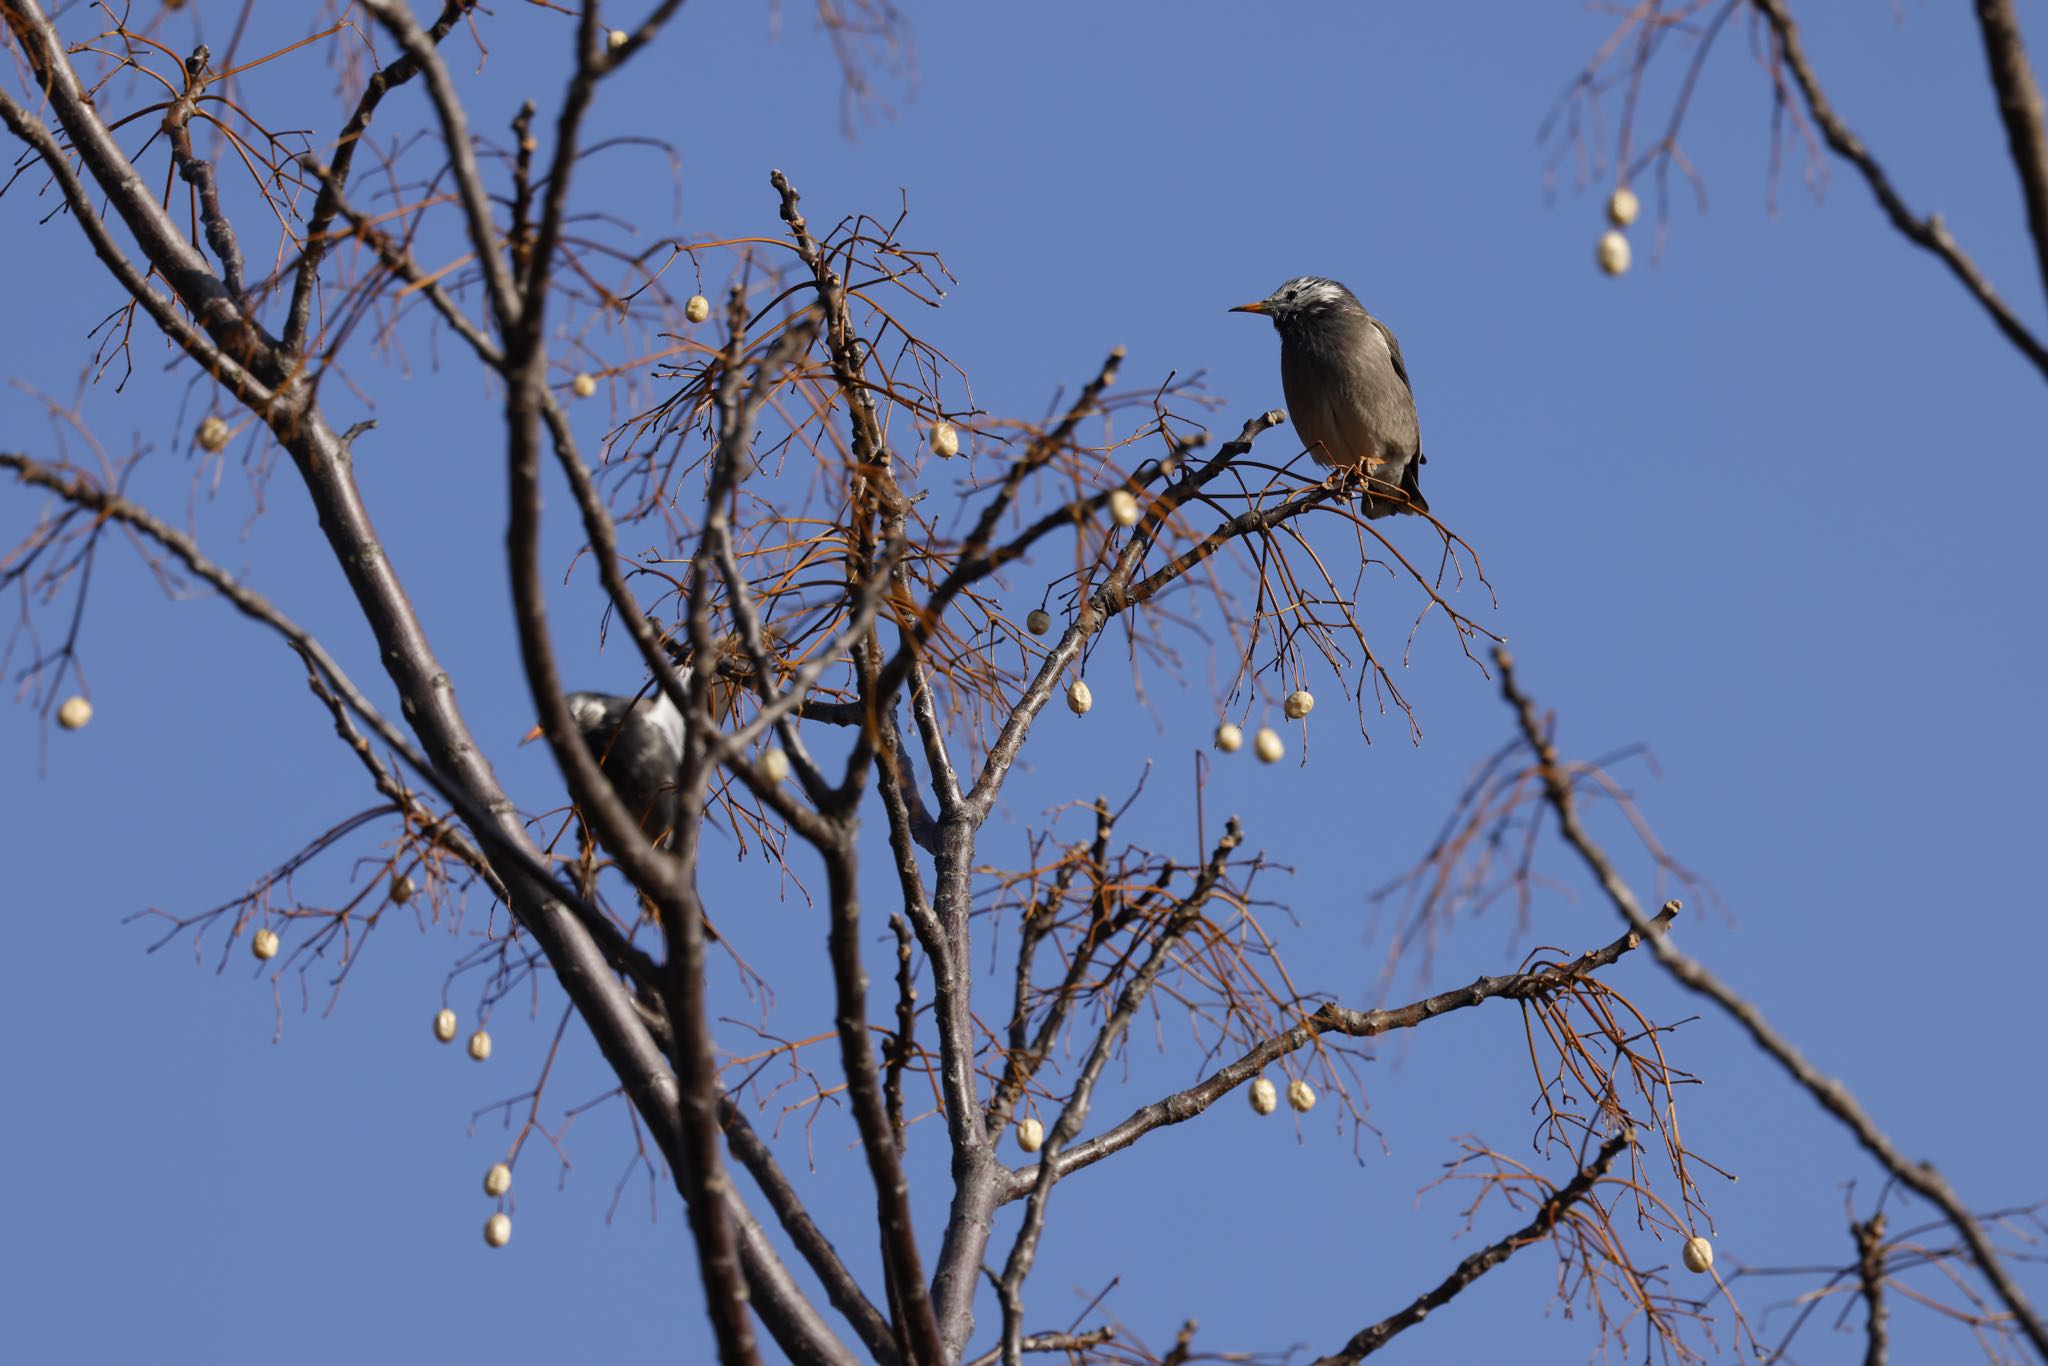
[1361,463,1428,520]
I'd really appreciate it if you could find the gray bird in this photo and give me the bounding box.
[525,687,686,848]
[1231,276,1428,519]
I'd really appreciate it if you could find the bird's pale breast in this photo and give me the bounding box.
[1280,319,1418,472]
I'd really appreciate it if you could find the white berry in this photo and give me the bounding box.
[1015,1117,1045,1153]
[196,415,230,453]
[1598,230,1632,277]
[251,928,280,961]
[1607,185,1641,227]
[1682,1235,1714,1274]
[1287,1078,1316,1112]
[1107,489,1140,526]
[1248,1076,1278,1115]
[1253,727,1283,764]
[1214,722,1243,753]
[1283,689,1314,720]
[468,1028,493,1062]
[1066,680,1092,715]
[484,1162,512,1197]
[390,873,415,904]
[684,293,711,324]
[608,28,629,49]
[433,1008,458,1043]
[484,1212,512,1248]
[761,748,791,783]
[57,696,92,730]
[571,372,597,399]
[929,421,960,459]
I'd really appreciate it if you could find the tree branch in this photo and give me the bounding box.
[720,1097,898,1366]
[963,409,1292,820]
[1855,1212,1889,1366]
[1972,0,2048,314]
[1752,0,2048,380]
[822,837,948,1366]
[963,1328,1114,1366]
[286,0,472,352]
[0,450,663,993]
[0,86,270,408]
[1306,1131,1631,1364]
[996,819,1243,1364]
[1008,902,1674,1200]
[357,0,522,331]
[1496,644,2048,1359]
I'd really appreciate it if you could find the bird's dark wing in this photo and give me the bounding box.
[1369,316,1412,395]
[1368,315,1423,463]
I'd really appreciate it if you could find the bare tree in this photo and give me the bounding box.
[4,4,2043,1364]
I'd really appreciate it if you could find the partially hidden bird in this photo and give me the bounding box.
[1231,276,1428,519]
[525,686,685,849]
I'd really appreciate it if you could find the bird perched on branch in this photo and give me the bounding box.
[524,687,686,849]
[1231,276,1428,519]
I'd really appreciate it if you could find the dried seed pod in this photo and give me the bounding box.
[570,372,597,399]
[1214,722,1243,753]
[390,873,416,905]
[433,1008,458,1043]
[929,421,960,458]
[1015,1117,1045,1153]
[251,928,280,961]
[484,1163,512,1197]
[57,696,92,730]
[1682,1236,1714,1274]
[1287,1078,1316,1112]
[1248,1076,1278,1115]
[761,748,791,783]
[1025,608,1052,636]
[1607,185,1641,227]
[468,1028,493,1062]
[1107,489,1140,526]
[684,293,711,324]
[1253,727,1283,764]
[484,1212,512,1248]
[196,415,230,453]
[1283,689,1315,720]
[1066,680,1092,715]
[1597,230,1631,277]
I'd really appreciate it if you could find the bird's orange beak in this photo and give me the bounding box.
[520,723,545,745]
[1229,300,1270,315]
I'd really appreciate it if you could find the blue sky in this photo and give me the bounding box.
[4,2,2045,1362]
